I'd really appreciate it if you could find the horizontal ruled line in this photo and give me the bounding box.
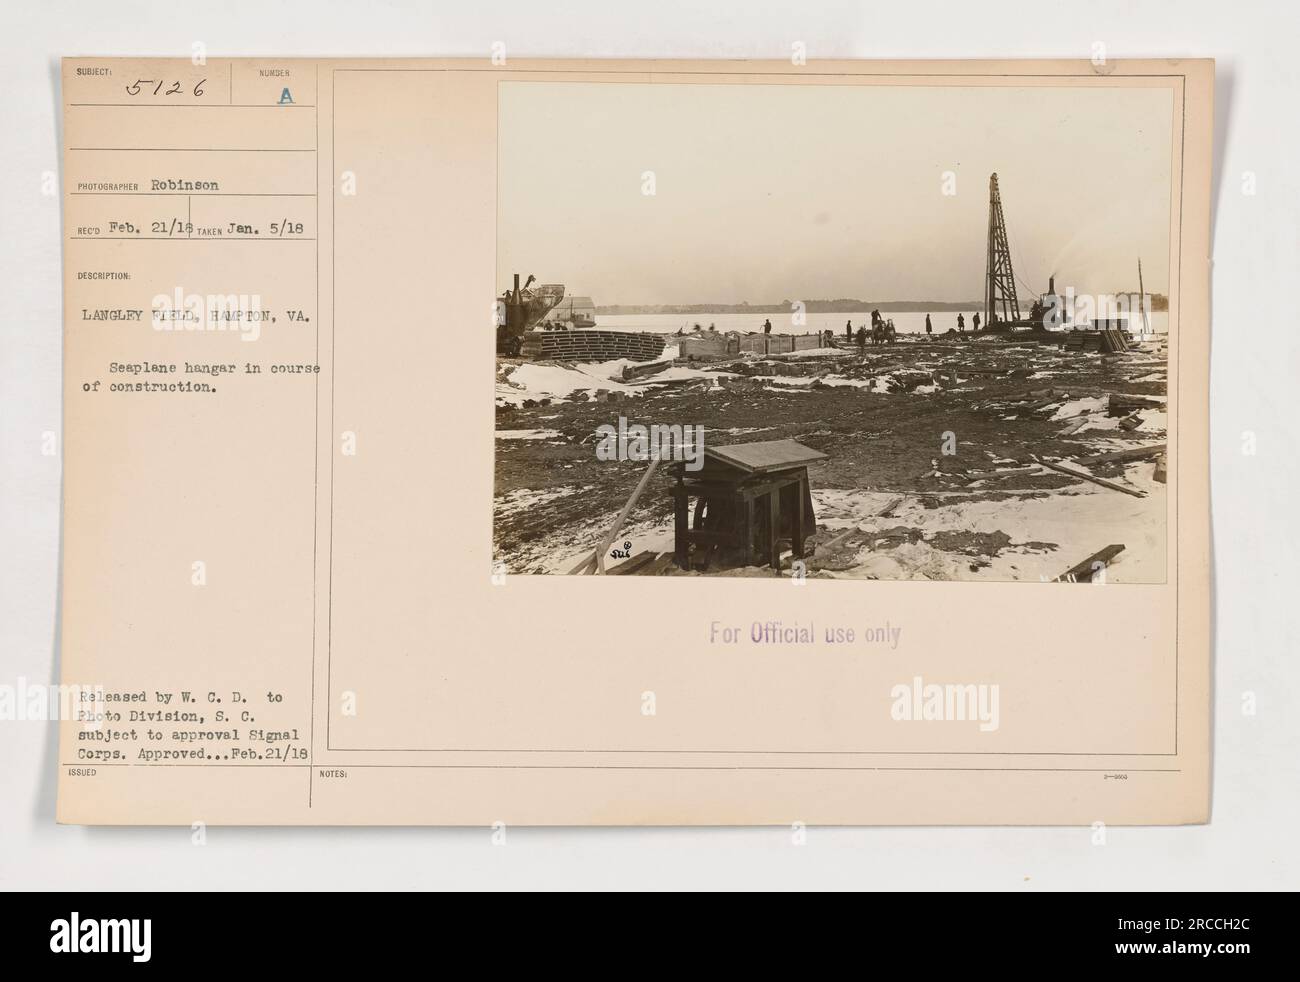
[70,192,316,197]
[68,147,316,152]
[69,103,317,108]
[327,746,1179,756]
[61,762,1183,773]
[69,236,317,241]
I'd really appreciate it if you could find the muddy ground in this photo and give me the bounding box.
[493,336,1168,578]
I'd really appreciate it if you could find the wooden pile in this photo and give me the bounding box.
[1055,544,1125,583]
[621,358,674,381]
[1038,460,1147,498]
[521,330,666,362]
[1073,444,1165,467]
[1107,393,1165,416]
[1062,328,1130,354]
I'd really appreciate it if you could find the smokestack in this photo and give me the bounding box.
[1048,274,1055,296]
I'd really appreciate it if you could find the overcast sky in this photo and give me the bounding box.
[498,81,1174,305]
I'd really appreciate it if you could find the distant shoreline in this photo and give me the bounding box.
[596,301,982,316]
[596,295,1168,316]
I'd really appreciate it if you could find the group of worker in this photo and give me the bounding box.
[920,313,977,335]
[920,311,981,335]
[754,310,985,350]
[835,310,904,348]
[821,313,982,348]
[840,311,884,345]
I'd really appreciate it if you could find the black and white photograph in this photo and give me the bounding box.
[494,81,1173,581]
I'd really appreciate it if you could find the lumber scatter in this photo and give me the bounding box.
[1037,460,1147,498]
[967,465,1040,480]
[1056,544,1126,582]
[1073,444,1166,467]
[607,550,662,576]
[876,496,904,517]
[1058,417,1090,436]
[814,497,904,551]
[1107,392,1165,415]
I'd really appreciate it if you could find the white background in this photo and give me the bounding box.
[2,0,1297,891]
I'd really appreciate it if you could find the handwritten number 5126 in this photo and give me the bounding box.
[125,78,206,98]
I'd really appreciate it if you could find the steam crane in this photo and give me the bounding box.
[496,273,565,356]
[984,172,1021,328]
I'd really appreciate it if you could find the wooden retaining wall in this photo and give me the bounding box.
[737,333,828,355]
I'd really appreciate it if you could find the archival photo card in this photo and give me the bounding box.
[57,58,1211,826]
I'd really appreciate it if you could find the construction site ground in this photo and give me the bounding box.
[493,335,1169,582]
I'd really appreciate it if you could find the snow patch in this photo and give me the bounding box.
[496,428,563,441]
